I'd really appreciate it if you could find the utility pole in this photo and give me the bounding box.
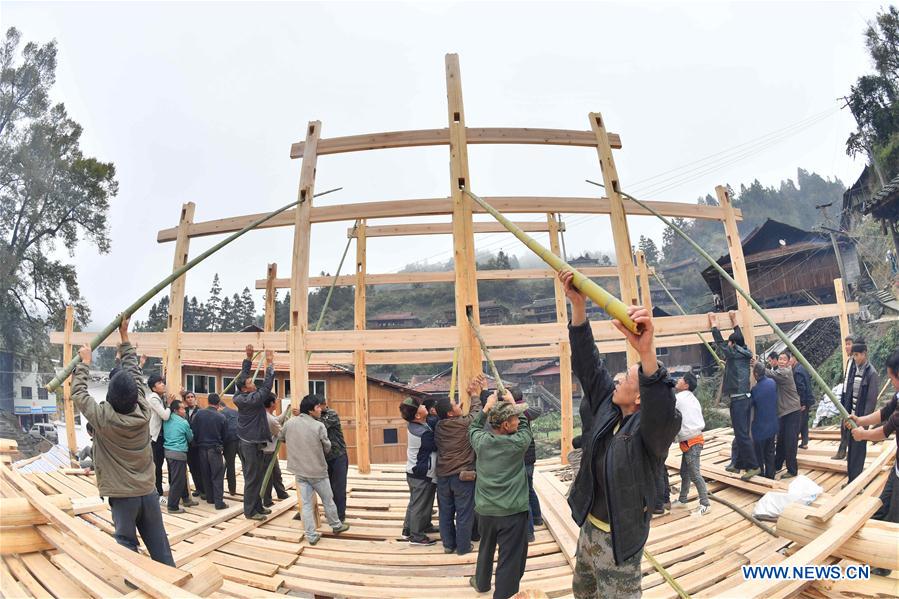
[815,202,850,302]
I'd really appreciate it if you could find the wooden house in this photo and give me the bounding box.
[701,219,859,309]
[366,312,422,329]
[181,359,426,464]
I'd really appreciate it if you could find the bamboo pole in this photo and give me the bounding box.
[260,221,359,500]
[652,272,724,368]
[585,179,854,426]
[448,347,459,402]
[46,187,343,392]
[466,311,505,396]
[461,187,638,334]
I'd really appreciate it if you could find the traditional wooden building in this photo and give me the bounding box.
[181,359,426,464]
[366,312,422,329]
[701,219,859,309]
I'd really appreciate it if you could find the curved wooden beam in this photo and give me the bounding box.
[254,266,636,289]
[346,220,565,238]
[157,197,740,242]
[289,127,622,159]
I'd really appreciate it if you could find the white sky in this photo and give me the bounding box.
[2,1,876,328]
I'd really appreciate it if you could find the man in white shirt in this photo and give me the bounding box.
[146,374,171,499]
[670,373,710,516]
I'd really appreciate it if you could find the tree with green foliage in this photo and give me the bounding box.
[638,235,659,266]
[845,5,899,179]
[205,273,223,331]
[0,28,118,357]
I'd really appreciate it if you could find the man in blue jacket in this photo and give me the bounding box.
[790,354,814,450]
[750,362,779,479]
[400,397,438,546]
[560,271,681,598]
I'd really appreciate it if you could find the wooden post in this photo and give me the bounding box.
[717,185,755,353]
[590,113,639,366]
[354,220,371,474]
[446,53,482,413]
[548,214,574,463]
[62,305,77,461]
[290,121,320,518]
[834,278,850,376]
[165,202,196,396]
[264,264,277,332]
[636,251,657,357]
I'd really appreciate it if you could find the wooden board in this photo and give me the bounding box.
[346,220,566,238]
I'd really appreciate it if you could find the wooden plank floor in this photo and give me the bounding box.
[2,426,896,598]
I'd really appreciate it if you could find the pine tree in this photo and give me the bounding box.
[638,235,660,266]
[219,296,234,331]
[240,287,256,328]
[206,274,223,331]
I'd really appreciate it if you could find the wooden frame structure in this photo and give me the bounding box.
[52,54,860,473]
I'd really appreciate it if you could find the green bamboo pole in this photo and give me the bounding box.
[461,187,639,334]
[466,311,505,396]
[46,187,343,392]
[259,220,360,501]
[584,179,854,427]
[652,272,724,368]
[448,347,459,402]
[643,549,692,599]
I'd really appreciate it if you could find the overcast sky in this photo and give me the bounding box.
[3,1,877,328]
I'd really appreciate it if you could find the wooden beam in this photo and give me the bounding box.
[346,220,565,238]
[157,197,740,242]
[0,494,73,526]
[256,266,633,289]
[50,303,859,354]
[718,185,755,352]
[548,213,573,463]
[727,496,881,598]
[264,263,277,332]
[446,53,482,414]
[834,278,850,377]
[62,305,76,460]
[636,250,656,357]
[591,112,639,365]
[290,127,623,158]
[354,220,371,474]
[805,444,894,523]
[289,122,320,415]
[165,202,196,396]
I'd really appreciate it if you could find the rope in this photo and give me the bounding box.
[706,492,777,537]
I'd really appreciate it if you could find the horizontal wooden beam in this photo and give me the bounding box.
[289,127,623,159]
[52,303,856,356]
[157,197,740,243]
[255,267,630,289]
[347,220,565,238]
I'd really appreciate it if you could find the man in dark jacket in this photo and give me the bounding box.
[510,387,543,541]
[219,400,240,495]
[842,339,880,482]
[832,335,855,460]
[790,355,814,449]
[400,397,438,545]
[750,363,779,479]
[434,375,484,556]
[234,345,275,520]
[710,311,759,479]
[768,351,801,479]
[191,393,228,509]
[320,397,349,522]
[560,271,681,598]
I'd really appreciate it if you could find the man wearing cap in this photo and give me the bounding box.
[399,396,439,545]
[560,271,681,599]
[842,339,880,482]
[468,388,532,598]
[710,310,759,479]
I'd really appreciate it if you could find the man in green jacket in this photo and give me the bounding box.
[163,399,196,513]
[71,318,175,566]
[468,389,531,599]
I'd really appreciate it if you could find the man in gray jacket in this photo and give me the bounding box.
[71,318,174,566]
[766,351,801,479]
[282,394,350,544]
